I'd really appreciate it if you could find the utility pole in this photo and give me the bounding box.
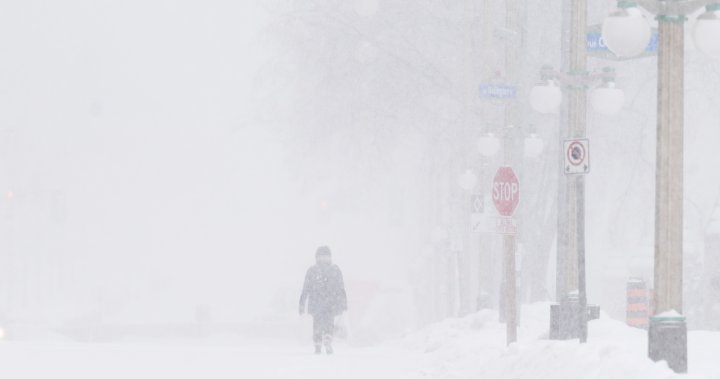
[568,0,589,344]
[551,0,588,342]
[560,0,587,303]
[556,0,572,304]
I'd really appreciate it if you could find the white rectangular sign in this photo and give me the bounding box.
[494,217,517,235]
[564,139,590,175]
[472,215,517,235]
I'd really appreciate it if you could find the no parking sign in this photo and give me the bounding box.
[564,139,590,175]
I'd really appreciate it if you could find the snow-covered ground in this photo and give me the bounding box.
[402,303,720,379]
[1,303,718,379]
[0,338,423,379]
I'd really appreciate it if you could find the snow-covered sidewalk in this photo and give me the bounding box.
[0,338,424,379]
[401,302,720,379]
[1,303,718,379]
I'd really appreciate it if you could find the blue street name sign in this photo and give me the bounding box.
[586,24,659,60]
[479,84,517,99]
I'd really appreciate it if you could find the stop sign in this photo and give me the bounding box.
[492,166,519,216]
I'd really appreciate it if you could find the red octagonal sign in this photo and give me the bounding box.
[492,166,519,217]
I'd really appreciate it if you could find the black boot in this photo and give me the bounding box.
[314,343,322,354]
[323,334,333,355]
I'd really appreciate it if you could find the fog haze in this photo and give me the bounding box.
[0,1,425,333]
[0,0,719,346]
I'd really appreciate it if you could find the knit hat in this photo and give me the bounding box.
[315,245,332,257]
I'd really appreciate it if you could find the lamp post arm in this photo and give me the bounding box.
[674,0,716,15]
[540,66,616,89]
[634,0,713,16]
[633,0,661,14]
[586,68,618,85]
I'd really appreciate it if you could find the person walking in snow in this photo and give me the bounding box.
[299,246,347,354]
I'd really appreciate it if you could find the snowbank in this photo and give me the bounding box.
[0,302,718,379]
[401,302,720,379]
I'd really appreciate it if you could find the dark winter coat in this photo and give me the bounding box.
[299,263,347,316]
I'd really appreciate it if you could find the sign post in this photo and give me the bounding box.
[470,194,484,214]
[492,166,519,345]
[564,139,590,343]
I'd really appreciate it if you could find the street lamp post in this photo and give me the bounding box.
[531,65,624,342]
[601,0,720,372]
[477,132,500,312]
[431,225,451,320]
[458,168,478,316]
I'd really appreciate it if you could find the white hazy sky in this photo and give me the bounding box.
[2,0,718,333]
[0,1,307,323]
[0,1,419,326]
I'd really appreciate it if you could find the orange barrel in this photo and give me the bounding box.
[648,288,655,317]
[626,278,649,329]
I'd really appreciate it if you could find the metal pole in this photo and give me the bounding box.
[577,175,588,343]
[557,0,586,302]
[456,0,480,318]
[477,0,493,314]
[568,0,587,295]
[569,0,588,343]
[552,0,587,341]
[505,233,517,344]
[649,11,687,373]
[457,191,471,316]
[654,13,684,324]
[502,0,520,345]
[449,250,457,316]
[504,131,518,345]
[556,153,568,303]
